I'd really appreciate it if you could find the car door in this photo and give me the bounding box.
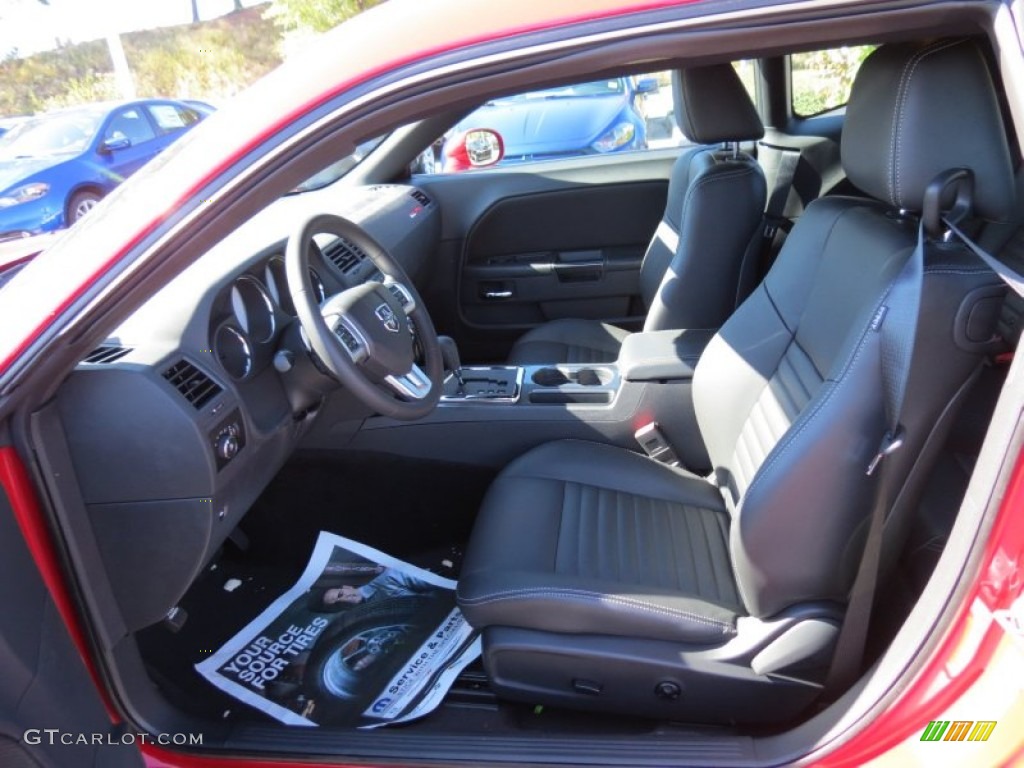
[97,106,162,181]
[0,448,142,768]
[414,71,684,362]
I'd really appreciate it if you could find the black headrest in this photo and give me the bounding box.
[672,64,764,145]
[842,40,1014,220]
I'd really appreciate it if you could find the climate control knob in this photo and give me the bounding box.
[215,433,240,461]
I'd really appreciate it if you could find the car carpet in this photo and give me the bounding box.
[137,451,495,721]
[233,449,495,571]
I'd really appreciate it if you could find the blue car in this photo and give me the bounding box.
[442,76,657,171]
[0,99,210,241]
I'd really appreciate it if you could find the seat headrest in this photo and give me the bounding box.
[672,64,764,145]
[842,40,1014,220]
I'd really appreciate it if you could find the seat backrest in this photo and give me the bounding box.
[640,64,767,332]
[691,40,1015,618]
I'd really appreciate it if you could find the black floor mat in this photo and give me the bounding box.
[136,557,300,721]
[136,450,495,721]
[235,450,495,571]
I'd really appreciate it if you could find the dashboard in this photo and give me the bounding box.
[51,182,440,632]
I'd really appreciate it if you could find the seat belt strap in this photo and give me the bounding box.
[823,223,923,696]
[824,213,1024,697]
[758,147,800,274]
[765,147,801,222]
[945,218,1024,298]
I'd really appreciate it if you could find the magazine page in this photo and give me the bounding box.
[196,531,479,727]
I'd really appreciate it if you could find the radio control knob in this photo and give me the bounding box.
[216,433,240,461]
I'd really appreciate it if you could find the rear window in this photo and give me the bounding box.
[791,45,876,117]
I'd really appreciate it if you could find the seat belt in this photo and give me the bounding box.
[821,222,923,697]
[758,146,800,275]
[823,171,1024,698]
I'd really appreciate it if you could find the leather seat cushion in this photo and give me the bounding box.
[506,319,630,365]
[457,441,741,644]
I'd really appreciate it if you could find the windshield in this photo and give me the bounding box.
[291,136,386,193]
[494,79,626,103]
[0,109,104,159]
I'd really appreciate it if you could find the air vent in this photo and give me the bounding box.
[163,359,222,409]
[82,345,131,364]
[323,237,367,275]
[410,189,431,207]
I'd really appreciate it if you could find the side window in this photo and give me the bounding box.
[148,104,200,135]
[791,45,876,117]
[415,71,683,174]
[103,108,157,146]
[733,59,758,104]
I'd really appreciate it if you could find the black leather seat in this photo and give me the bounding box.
[459,40,1014,722]
[506,64,767,365]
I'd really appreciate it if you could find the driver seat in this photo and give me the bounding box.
[457,40,1014,722]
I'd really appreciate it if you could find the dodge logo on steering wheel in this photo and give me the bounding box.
[375,303,400,333]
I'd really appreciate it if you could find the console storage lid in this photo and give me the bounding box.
[619,329,716,381]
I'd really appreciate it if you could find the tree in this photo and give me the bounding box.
[267,0,383,34]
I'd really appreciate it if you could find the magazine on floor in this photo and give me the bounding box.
[196,531,480,728]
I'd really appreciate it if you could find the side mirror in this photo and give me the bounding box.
[99,136,131,154]
[634,76,660,95]
[443,129,504,172]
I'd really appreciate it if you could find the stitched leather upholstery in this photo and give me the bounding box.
[459,441,739,643]
[507,65,766,365]
[460,40,1014,716]
[842,40,1014,218]
[673,64,764,144]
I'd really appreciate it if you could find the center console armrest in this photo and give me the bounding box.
[619,329,717,381]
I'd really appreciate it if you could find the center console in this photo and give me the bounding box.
[442,363,618,405]
[334,330,717,471]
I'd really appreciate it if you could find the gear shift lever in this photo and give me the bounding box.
[438,335,465,393]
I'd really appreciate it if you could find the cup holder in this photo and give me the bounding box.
[532,367,571,387]
[576,367,613,386]
[531,366,613,387]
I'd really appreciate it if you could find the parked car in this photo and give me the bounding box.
[0,115,29,138]
[439,75,657,171]
[0,98,210,241]
[0,1,1023,768]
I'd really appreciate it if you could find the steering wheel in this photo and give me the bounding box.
[285,213,443,420]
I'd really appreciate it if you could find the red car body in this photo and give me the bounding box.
[0,0,1022,766]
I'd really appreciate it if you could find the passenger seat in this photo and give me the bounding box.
[506,64,767,365]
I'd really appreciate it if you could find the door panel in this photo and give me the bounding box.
[418,150,678,361]
[0,453,141,768]
[462,182,663,327]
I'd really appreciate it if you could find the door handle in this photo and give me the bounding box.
[553,261,603,282]
[483,289,513,300]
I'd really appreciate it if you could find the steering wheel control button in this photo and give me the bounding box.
[335,325,362,354]
[384,280,416,313]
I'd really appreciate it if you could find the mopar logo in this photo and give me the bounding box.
[371,698,392,714]
[375,303,399,333]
